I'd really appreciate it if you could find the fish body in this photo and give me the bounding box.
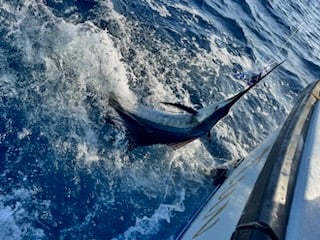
[109,60,284,149]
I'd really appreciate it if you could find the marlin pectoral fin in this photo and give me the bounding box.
[160,102,198,115]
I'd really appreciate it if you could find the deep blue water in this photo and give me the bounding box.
[0,0,319,239]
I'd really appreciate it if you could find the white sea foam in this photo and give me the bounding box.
[145,0,171,17]
[0,73,17,99]
[208,35,252,68]
[1,0,139,167]
[0,188,48,240]
[0,205,22,240]
[6,0,135,108]
[17,128,31,140]
[173,3,212,25]
[76,143,99,162]
[118,189,185,240]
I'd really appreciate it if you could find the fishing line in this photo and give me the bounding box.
[278,21,303,55]
[236,0,320,81]
[277,0,320,55]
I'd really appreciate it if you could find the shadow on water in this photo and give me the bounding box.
[200,134,232,162]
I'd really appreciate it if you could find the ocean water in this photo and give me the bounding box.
[0,0,319,239]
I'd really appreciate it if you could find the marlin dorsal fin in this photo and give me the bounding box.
[161,102,198,115]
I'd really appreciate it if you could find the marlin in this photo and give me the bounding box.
[108,60,284,149]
